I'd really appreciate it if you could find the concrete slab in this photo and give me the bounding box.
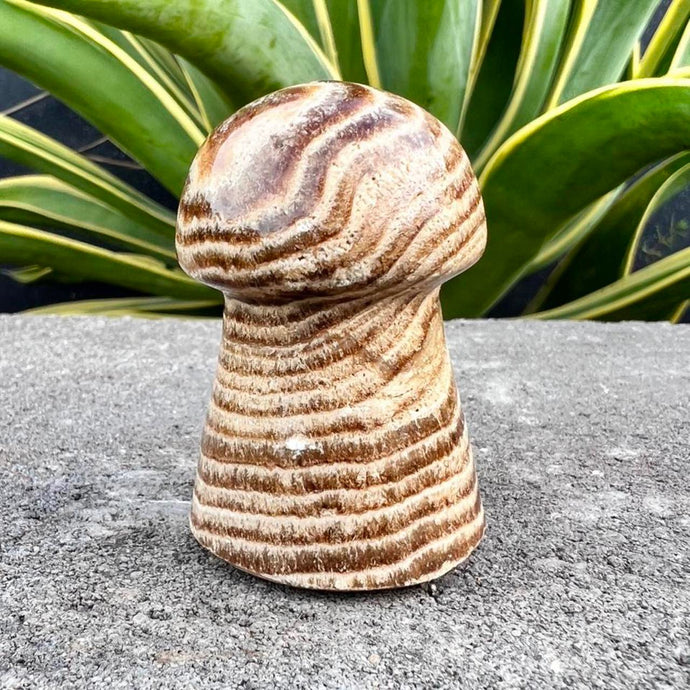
[0,316,688,689]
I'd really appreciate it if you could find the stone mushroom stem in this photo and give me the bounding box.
[190,289,484,590]
[176,81,488,590]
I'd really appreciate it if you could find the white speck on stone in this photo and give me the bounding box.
[550,658,564,674]
[285,436,315,453]
[483,379,513,405]
[643,494,675,517]
[368,653,381,666]
[605,446,641,460]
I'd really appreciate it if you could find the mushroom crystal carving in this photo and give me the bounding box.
[176,81,487,590]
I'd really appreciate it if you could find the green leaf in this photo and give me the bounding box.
[461,0,502,132]
[476,0,503,65]
[0,0,205,194]
[115,31,210,127]
[635,0,690,77]
[26,296,222,316]
[441,78,690,318]
[0,220,219,300]
[670,17,690,71]
[671,299,689,322]
[177,57,235,132]
[531,247,690,320]
[624,159,690,274]
[280,0,339,72]
[526,186,622,272]
[325,0,368,83]
[546,0,659,107]
[90,24,207,127]
[278,0,320,43]
[310,0,341,73]
[366,0,481,131]
[90,20,189,89]
[356,0,382,88]
[527,152,690,311]
[29,0,339,103]
[0,115,175,236]
[474,0,571,171]
[461,0,525,157]
[0,175,176,262]
[2,265,54,283]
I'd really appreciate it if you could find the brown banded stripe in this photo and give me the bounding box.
[176,81,487,589]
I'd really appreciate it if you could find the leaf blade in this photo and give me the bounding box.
[526,187,622,273]
[546,0,659,107]
[624,159,690,274]
[325,0,368,83]
[366,0,481,131]
[0,175,176,261]
[474,0,571,171]
[357,0,382,88]
[0,114,175,235]
[442,78,690,318]
[534,152,690,311]
[0,220,218,300]
[27,296,221,316]
[0,0,204,193]
[460,0,525,157]
[670,17,690,71]
[28,0,339,102]
[635,0,690,77]
[531,247,690,320]
[177,57,235,132]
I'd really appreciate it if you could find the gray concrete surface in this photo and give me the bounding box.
[0,315,688,689]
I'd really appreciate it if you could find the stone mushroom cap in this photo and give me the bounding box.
[176,81,487,302]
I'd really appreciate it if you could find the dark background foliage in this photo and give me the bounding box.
[0,0,686,317]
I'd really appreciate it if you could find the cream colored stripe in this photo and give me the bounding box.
[183,91,402,232]
[312,0,339,70]
[192,473,478,552]
[198,408,466,487]
[205,356,453,436]
[399,201,486,285]
[192,464,477,547]
[179,109,430,266]
[212,301,443,409]
[196,428,470,509]
[293,508,485,589]
[192,502,485,589]
[216,289,431,359]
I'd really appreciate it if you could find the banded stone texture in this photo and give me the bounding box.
[176,81,488,590]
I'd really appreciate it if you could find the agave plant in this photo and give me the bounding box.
[0,0,689,319]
